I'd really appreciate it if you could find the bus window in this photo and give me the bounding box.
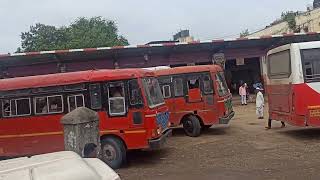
[108,82,126,116]
[2,100,11,117]
[158,76,172,99]
[267,50,291,79]
[301,48,320,82]
[187,76,202,101]
[48,95,63,113]
[68,94,85,112]
[203,74,213,94]
[188,79,200,89]
[162,85,171,98]
[128,80,143,107]
[89,84,102,110]
[173,78,184,97]
[216,72,229,96]
[3,98,31,117]
[142,78,164,108]
[35,97,48,114]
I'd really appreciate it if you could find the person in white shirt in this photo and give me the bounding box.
[255,87,264,119]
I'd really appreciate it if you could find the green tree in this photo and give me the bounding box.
[240,29,250,37]
[18,17,129,52]
[281,11,298,32]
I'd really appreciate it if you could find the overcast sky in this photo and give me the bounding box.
[0,0,313,53]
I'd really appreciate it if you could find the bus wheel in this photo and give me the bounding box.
[100,137,126,169]
[182,115,201,137]
[201,125,212,131]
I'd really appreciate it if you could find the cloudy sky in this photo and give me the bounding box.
[0,0,313,53]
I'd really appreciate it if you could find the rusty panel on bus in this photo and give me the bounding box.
[268,84,291,113]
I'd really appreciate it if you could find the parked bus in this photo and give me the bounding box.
[0,69,171,169]
[155,65,234,137]
[264,41,320,127]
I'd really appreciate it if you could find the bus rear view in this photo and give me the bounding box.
[265,41,320,127]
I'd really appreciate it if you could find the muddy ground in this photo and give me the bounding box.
[117,104,320,180]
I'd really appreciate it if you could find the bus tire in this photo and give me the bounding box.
[100,137,126,169]
[182,115,201,137]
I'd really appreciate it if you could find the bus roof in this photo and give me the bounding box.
[0,68,153,91]
[0,151,120,180]
[154,65,223,76]
[267,40,320,55]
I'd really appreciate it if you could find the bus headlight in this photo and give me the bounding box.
[157,125,162,134]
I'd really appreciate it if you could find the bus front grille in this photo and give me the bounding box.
[156,112,170,130]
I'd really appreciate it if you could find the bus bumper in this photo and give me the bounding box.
[148,129,172,150]
[219,111,235,124]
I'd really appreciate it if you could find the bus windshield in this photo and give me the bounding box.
[142,77,165,108]
[301,48,320,83]
[216,72,229,96]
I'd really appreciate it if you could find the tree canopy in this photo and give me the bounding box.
[281,11,298,32]
[240,29,250,37]
[18,17,129,52]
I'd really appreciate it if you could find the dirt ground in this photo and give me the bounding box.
[117,104,320,180]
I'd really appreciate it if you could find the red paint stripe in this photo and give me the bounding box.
[55,49,69,54]
[137,44,150,48]
[212,39,224,43]
[236,37,249,40]
[162,42,176,46]
[111,46,125,49]
[25,51,41,55]
[260,35,272,39]
[307,32,318,35]
[84,48,97,52]
[188,40,200,44]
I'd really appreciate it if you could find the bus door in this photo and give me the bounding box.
[104,80,146,148]
[171,76,188,124]
[103,81,130,130]
[184,74,204,111]
[127,79,145,129]
[201,73,218,119]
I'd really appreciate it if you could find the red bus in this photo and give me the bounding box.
[155,65,234,137]
[264,41,320,127]
[0,69,171,169]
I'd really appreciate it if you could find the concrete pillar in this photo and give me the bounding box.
[60,107,100,158]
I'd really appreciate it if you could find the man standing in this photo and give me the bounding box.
[239,83,247,105]
[255,87,264,119]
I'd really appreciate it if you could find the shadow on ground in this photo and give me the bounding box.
[171,126,228,137]
[124,148,171,168]
[278,128,320,140]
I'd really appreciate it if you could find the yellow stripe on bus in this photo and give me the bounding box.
[0,131,63,139]
[100,130,119,134]
[308,106,320,110]
[124,130,146,134]
[0,129,147,139]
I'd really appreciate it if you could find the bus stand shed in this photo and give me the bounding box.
[0,32,320,93]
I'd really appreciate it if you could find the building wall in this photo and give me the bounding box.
[177,36,195,43]
[249,8,320,37]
